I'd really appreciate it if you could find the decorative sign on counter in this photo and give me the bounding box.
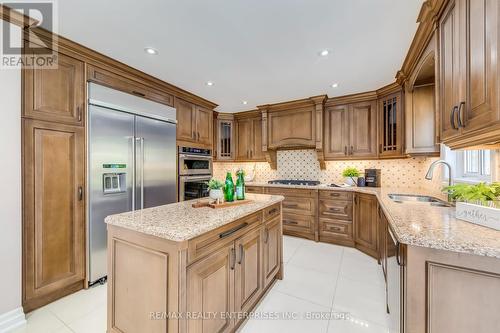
[455,202,500,231]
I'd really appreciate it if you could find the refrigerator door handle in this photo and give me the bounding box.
[132,136,137,211]
[140,137,145,210]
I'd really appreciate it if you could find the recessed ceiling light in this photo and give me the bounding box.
[206,81,214,86]
[242,101,248,105]
[331,83,339,88]
[144,47,158,55]
[319,49,329,57]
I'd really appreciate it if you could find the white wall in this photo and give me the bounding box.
[0,22,24,330]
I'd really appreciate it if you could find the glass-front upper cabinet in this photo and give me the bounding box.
[216,115,234,160]
[379,91,404,158]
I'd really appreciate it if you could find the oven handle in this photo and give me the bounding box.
[179,154,213,161]
[179,175,212,181]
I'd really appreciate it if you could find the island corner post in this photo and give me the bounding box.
[105,195,284,333]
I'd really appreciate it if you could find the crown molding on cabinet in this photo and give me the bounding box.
[396,0,449,85]
[0,4,38,27]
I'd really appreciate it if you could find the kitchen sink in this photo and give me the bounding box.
[388,194,453,207]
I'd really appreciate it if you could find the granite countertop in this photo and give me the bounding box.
[105,193,284,242]
[247,182,500,259]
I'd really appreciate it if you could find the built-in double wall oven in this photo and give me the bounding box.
[178,146,213,201]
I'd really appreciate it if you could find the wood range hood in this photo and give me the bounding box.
[257,95,327,170]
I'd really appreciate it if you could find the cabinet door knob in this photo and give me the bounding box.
[230,248,236,270]
[238,244,244,264]
[78,186,83,201]
[77,106,82,122]
[457,102,465,128]
[450,106,458,130]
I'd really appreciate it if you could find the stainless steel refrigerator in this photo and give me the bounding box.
[87,83,177,285]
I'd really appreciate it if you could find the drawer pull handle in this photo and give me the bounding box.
[268,208,279,215]
[329,208,341,213]
[219,223,248,239]
[283,220,298,225]
[283,204,298,209]
[329,193,340,197]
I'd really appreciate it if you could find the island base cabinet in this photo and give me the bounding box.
[263,216,282,287]
[107,203,283,333]
[404,245,500,333]
[234,227,263,318]
[107,226,181,333]
[187,245,235,333]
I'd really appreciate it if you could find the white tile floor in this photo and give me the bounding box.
[13,236,389,333]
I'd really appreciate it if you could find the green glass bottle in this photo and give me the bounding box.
[224,172,234,202]
[235,169,245,200]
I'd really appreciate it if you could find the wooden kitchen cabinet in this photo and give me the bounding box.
[215,114,235,160]
[405,32,440,156]
[235,114,265,161]
[262,216,282,288]
[176,98,197,142]
[324,105,349,159]
[439,0,500,148]
[235,118,252,160]
[350,101,378,158]
[176,98,213,147]
[187,244,234,333]
[324,100,378,160]
[251,117,264,160]
[378,92,404,158]
[196,106,213,146]
[265,187,318,241]
[354,193,379,258]
[234,227,263,315]
[22,119,85,312]
[24,51,85,126]
[87,65,174,107]
[319,191,354,247]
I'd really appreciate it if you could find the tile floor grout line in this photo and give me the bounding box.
[326,247,344,333]
[272,289,333,310]
[284,261,342,278]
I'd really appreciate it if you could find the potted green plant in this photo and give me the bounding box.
[207,178,225,203]
[443,182,500,230]
[342,167,360,186]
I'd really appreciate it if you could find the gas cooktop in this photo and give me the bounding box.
[268,180,321,186]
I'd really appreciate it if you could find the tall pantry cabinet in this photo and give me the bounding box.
[22,48,86,312]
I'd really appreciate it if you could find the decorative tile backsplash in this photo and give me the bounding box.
[213,149,443,194]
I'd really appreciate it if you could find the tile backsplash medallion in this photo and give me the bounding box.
[213,149,443,195]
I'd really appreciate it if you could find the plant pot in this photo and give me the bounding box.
[344,177,357,186]
[455,202,500,231]
[209,189,224,201]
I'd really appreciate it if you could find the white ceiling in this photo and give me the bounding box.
[57,0,423,112]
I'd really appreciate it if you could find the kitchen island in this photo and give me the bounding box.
[104,193,284,333]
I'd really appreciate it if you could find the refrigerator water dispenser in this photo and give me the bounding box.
[102,173,126,194]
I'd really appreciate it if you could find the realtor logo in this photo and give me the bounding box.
[1,1,58,69]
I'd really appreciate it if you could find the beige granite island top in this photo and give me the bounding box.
[104,193,284,242]
[247,182,500,259]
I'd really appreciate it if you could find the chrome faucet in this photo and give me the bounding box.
[425,159,453,201]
